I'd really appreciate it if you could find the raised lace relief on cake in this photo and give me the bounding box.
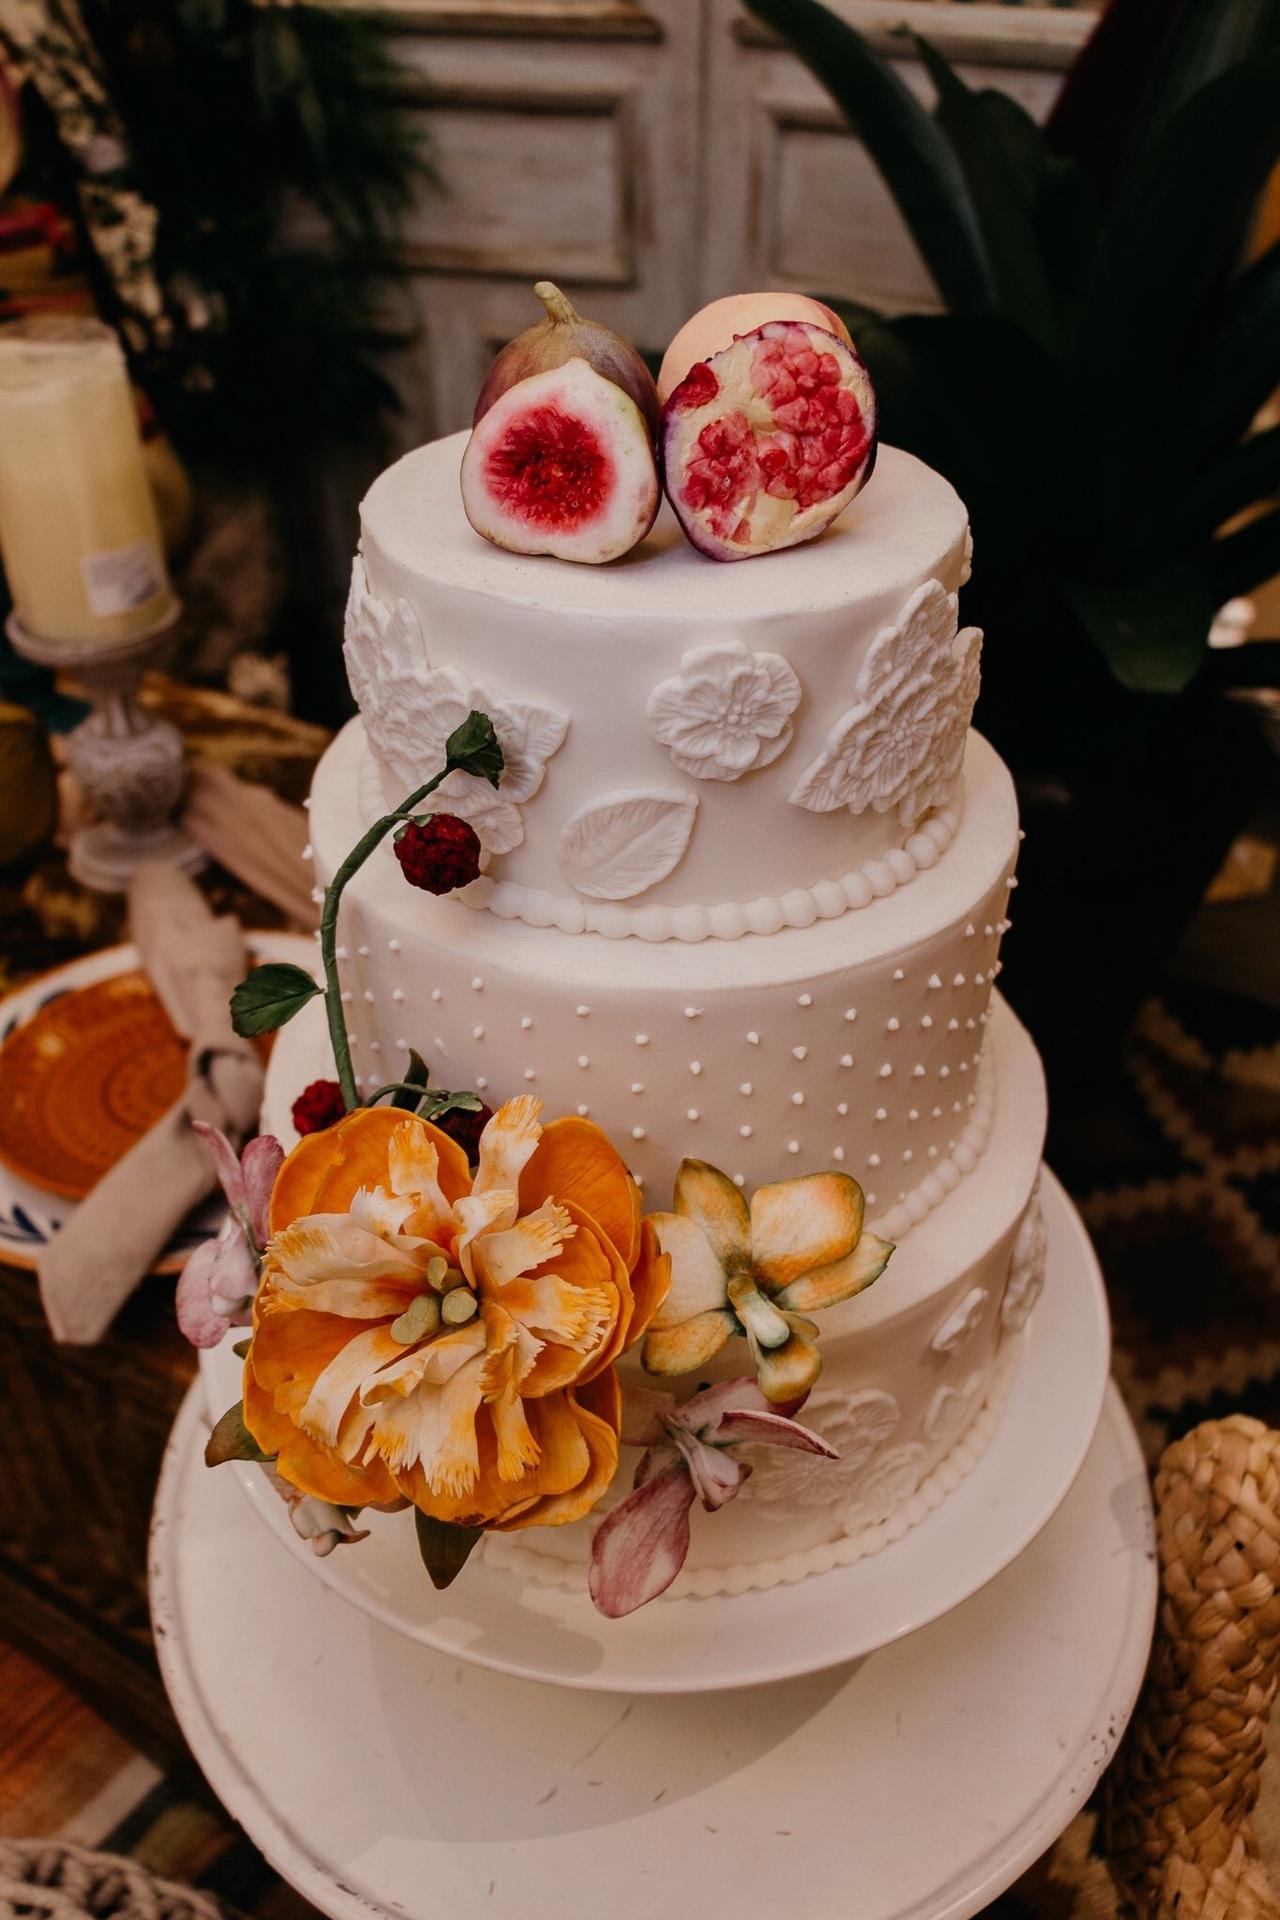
[924,1371,987,1448]
[646,640,802,782]
[556,788,699,901]
[741,1386,901,1522]
[1002,1177,1047,1334]
[789,578,982,828]
[931,1284,988,1353]
[344,556,569,855]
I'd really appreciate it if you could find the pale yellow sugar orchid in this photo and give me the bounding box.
[642,1159,893,1403]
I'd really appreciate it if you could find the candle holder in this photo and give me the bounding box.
[6,603,206,892]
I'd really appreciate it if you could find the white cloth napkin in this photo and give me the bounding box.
[181,763,319,931]
[37,866,264,1344]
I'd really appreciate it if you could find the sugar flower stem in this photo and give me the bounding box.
[319,772,454,1108]
[315,708,503,1111]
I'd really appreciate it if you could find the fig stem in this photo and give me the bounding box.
[533,280,580,327]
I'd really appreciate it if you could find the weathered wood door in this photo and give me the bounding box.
[367,0,1090,443]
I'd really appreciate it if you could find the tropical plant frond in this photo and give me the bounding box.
[1204,507,1280,608]
[1071,50,1280,506]
[744,0,996,315]
[1121,425,1280,568]
[1061,566,1215,696]
[909,36,1060,355]
[1189,242,1280,464]
[1119,0,1280,176]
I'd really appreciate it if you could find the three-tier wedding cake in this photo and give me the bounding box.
[267,420,1048,1598]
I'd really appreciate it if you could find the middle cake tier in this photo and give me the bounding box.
[312,720,1019,1235]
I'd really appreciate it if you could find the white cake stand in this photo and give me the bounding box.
[196,1170,1110,1691]
[151,1366,1154,1920]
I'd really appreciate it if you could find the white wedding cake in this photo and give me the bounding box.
[265,425,1048,1598]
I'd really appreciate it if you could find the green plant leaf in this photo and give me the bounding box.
[1034,152,1101,323]
[392,1049,430,1110]
[419,1090,483,1122]
[205,1401,275,1467]
[1123,425,1280,564]
[445,710,504,788]
[1062,566,1215,695]
[414,1509,484,1591]
[1122,0,1280,172]
[1190,242,1280,463]
[744,0,996,315]
[1203,507,1280,607]
[909,37,1059,354]
[229,962,321,1038]
[1073,51,1280,504]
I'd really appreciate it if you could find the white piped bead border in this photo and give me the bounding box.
[483,1328,1024,1600]
[358,745,960,944]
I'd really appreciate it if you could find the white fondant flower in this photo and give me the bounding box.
[923,1370,986,1448]
[646,641,801,783]
[1002,1181,1047,1334]
[743,1385,901,1521]
[343,557,568,856]
[931,1285,988,1355]
[788,579,982,828]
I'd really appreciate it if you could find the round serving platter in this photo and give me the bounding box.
[152,1364,1154,1920]
[198,1168,1110,1692]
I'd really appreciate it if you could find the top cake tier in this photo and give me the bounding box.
[347,431,976,942]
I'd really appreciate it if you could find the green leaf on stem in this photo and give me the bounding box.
[392,1049,430,1110]
[206,1401,275,1467]
[446,710,504,788]
[414,1508,484,1590]
[230,962,321,1037]
[419,1090,483,1122]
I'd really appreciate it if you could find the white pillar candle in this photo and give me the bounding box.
[0,316,175,646]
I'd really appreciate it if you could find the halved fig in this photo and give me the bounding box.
[657,291,852,405]
[474,281,660,440]
[661,320,878,563]
[461,358,660,564]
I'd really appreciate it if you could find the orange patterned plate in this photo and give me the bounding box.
[0,970,190,1200]
[0,937,309,1271]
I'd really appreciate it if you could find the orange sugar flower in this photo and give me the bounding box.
[242,1097,669,1532]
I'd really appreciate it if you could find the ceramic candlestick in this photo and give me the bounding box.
[6,605,205,892]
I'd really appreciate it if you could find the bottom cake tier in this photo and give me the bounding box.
[261,991,1047,1598]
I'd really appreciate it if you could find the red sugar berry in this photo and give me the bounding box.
[291,1079,347,1136]
[394,814,483,895]
[433,1100,494,1165]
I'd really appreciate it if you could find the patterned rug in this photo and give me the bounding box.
[3,974,1279,1920]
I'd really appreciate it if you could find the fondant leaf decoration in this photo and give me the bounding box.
[557,788,698,901]
[414,1509,484,1590]
[230,962,321,1038]
[445,710,504,787]
[205,1401,275,1467]
[390,1050,430,1111]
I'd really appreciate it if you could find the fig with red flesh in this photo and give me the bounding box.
[661,319,878,563]
[474,281,660,439]
[460,282,661,565]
